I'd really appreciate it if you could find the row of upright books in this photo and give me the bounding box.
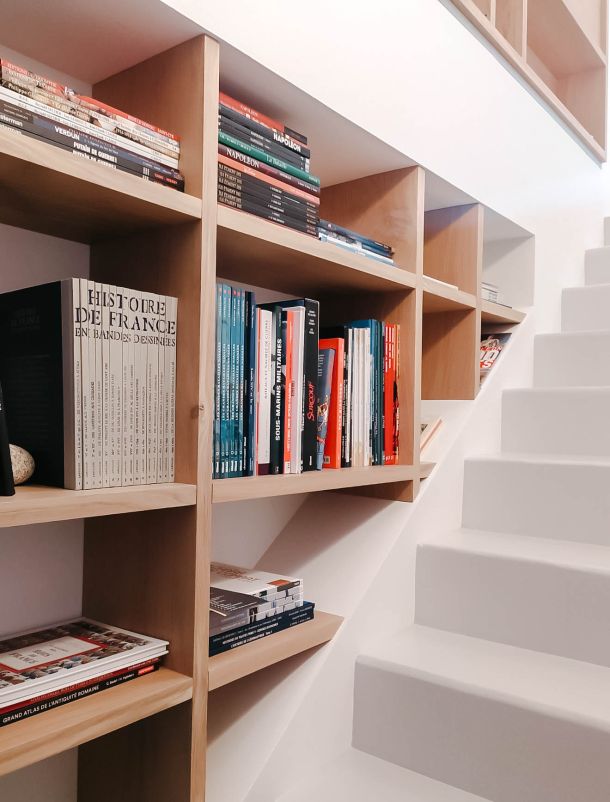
[0,279,177,490]
[0,619,168,728]
[209,563,311,656]
[0,58,184,190]
[213,282,400,479]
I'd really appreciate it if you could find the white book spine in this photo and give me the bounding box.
[101,283,111,488]
[165,295,178,483]
[108,285,123,487]
[256,309,272,468]
[122,286,136,486]
[157,295,167,483]
[61,279,82,490]
[136,289,149,485]
[143,291,159,484]
[80,280,92,489]
[93,281,104,488]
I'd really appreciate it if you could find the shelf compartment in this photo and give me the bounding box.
[422,308,480,400]
[424,204,483,295]
[423,277,477,313]
[212,465,419,503]
[216,205,416,296]
[0,125,202,243]
[0,667,193,778]
[0,483,197,529]
[481,300,526,324]
[208,611,343,690]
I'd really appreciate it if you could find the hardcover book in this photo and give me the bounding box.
[316,348,335,470]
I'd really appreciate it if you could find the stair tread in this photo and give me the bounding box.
[359,625,610,729]
[467,452,610,466]
[424,528,610,573]
[276,748,491,802]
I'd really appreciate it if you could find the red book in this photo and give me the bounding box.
[319,337,344,469]
[219,92,307,145]
[217,153,320,206]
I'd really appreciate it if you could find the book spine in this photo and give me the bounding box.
[282,311,293,474]
[142,292,159,484]
[61,279,82,490]
[218,131,318,187]
[269,307,283,475]
[301,300,319,472]
[108,286,123,486]
[256,309,273,475]
[245,293,257,477]
[79,281,91,488]
[0,380,14,496]
[209,604,315,656]
[218,192,317,236]
[84,281,100,488]
[395,325,400,462]
[219,91,307,145]
[158,295,167,483]
[0,84,180,168]
[218,166,319,215]
[228,289,238,477]
[217,149,320,199]
[166,295,178,482]
[237,289,246,477]
[94,283,104,486]
[122,287,136,486]
[343,329,353,468]
[220,284,231,478]
[319,338,344,470]
[219,116,310,171]
[0,662,161,728]
[217,179,319,224]
[213,284,223,479]
[316,348,335,470]
[101,283,111,487]
[318,219,392,255]
[218,102,310,158]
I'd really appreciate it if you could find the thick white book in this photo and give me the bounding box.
[61,279,83,490]
[80,280,92,489]
[107,285,123,487]
[101,283,112,488]
[93,282,104,488]
[157,295,167,483]
[164,295,178,483]
[256,309,273,471]
[122,286,136,486]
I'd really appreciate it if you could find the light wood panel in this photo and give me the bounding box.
[0,126,201,243]
[0,668,192,779]
[208,612,343,690]
[422,309,479,399]
[424,204,481,294]
[481,300,526,323]
[495,0,526,52]
[528,0,606,75]
[423,277,477,313]
[217,205,416,295]
[0,483,196,528]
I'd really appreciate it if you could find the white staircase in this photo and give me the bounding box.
[279,227,610,800]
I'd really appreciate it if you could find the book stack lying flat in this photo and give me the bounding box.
[0,59,184,190]
[0,279,178,490]
[0,619,168,728]
[209,563,312,656]
[217,93,320,235]
[213,282,400,478]
[482,281,501,303]
[318,220,395,266]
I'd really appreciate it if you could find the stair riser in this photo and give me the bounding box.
[416,545,610,667]
[533,333,610,387]
[462,459,610,544]
[502,389,610,456]
[585,248,610,286]
[353,659,610,802]
[562,286,610,333]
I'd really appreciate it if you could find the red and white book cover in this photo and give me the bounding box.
[319,337,344,469]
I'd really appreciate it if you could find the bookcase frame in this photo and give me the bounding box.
[0,31,527,802]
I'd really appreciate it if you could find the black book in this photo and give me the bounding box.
[219,102,311,159]
[0,280,81,488]
[218,165,319,216]
[0,380,15,496]
[209,602,315,656]
[278,300,319,472]
[218,116,310,172]
[217,193,317,236]
[218,181,318,225]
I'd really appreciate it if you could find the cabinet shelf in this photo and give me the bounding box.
[208,611,343,690]
[216,205,416,296]
[0,126,202,243]
[0,483,197,528]
[423,276,477,312]
[0,668,193,778]
[481,300,526,324]
[212,465,419,503]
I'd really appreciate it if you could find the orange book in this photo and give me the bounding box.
[320,337,344,469]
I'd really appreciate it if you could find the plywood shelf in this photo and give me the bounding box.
[422,276,477,312]
[481,300,526,323]
[0,125,202,243]
[528,0,606,75]
[0,483,197,528]
[208,611,343,690]
[216,205,416,296]
[212,465,419,503]
[0,668,193,779]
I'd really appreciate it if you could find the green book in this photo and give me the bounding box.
[218,131,320,187]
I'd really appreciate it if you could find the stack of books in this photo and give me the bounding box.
[0,619,168,728]
[212,282,400,478]
[0,59,184,190]
[209,563,312,656]
[318,220,395,266]
[217,92,320,235]
[482,281,501,303]
[0,279,178,490]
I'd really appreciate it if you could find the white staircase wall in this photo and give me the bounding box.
[584,247,610,285]
[562,284,610,332]
[534,331,610,386]
[416,530,610,666]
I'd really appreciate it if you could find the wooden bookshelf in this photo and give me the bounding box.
[208,612,343,690]
[0,18,530,802]
[0,668,192,778]
[0,483,196,528]
[481,299,526,324]
[448,0,608,160]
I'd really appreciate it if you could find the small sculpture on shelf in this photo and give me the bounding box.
[10,444,35,486]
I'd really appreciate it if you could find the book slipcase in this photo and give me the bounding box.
[0,28,526,802]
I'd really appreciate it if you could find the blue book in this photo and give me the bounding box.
[243,292,257,477]
[213,283,223,479]
[228,288,240,477]
[209,602,315,656]
[316,348,335,470]
[236,288,245,476]
[220,284,232,478]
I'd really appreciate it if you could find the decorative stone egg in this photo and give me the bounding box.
[10,445,35,485]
